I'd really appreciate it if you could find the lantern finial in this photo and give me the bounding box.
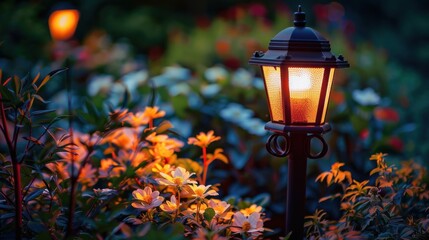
[294,5,306,27]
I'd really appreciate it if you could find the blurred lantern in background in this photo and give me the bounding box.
[49,4,80,41]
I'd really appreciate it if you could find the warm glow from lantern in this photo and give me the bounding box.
[289,68,324,124]
[49,9,80,41]
[289,70,311,92]
[262,66,284,122]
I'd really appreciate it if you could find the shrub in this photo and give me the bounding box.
[306,153,429,239]
[0,71,268,239]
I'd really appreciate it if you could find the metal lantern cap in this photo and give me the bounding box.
[249,6,349,68]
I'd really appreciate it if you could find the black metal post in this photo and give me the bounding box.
[265,122,330,239]
[286,132,308,239]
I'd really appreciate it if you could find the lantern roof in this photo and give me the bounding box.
[249,6,349,68]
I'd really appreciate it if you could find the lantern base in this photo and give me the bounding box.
[265,121,331,134]
[264,121,331,159]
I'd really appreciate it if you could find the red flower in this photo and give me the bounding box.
[374,107,400,123]
[248,3,267,18]
[360,129,369,140]
[223,57,241,70]
[388,137,403,152]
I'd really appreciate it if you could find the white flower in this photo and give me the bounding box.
[87,74,114,96]
[168,82,191,96]
[352,88,380,106]
[231,212,264,236]
[219,103,253,124]
[156,167,197,187]
[163,66,191,81]
[201,84,221,97]
[153,66,191,87]
[231,68,252,87]
[241,118,266,136]
[204,66,228,82]
[253,77,265,90]
[108,82,126,106]
[122,70,148,91]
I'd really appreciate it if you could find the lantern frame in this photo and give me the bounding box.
[249,6,349,128]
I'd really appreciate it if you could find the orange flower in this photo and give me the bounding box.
[186,184,219,201]
[103,128,138,150]
[142,106,165,121]
[131,187,164,211]
[188,130,220,148]
[152,163,174,175]
[207,199,231,218]
[240,204,262,217]
[156,167,197,188]
[147,132,184,152]
[77,164,97,187]
[99,158,125,178]
[149,142,175,160]
[125,112,149,127]
[160,195,180,213]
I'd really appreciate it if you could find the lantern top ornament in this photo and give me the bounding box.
[249,5,349,68]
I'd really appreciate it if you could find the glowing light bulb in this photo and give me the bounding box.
[289,69,312,92]
[289,68,315,123]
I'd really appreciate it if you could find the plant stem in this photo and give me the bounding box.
[202,147,208,185]
[196,201,201,223]
[12,161,22,239]
[174,190,181,222]
[0,93,22,239]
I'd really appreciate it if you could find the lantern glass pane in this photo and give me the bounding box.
[288,67,324,124]
[321,69,335,123]
[262,66,284,122]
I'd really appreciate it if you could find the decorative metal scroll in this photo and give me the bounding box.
[266,133,290,157]
[266,132,328,159]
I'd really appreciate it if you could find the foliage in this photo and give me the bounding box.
[306,153,429,239]
[0,71,268,239]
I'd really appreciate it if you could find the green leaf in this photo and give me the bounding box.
[0,212,14,220]
[393,188,405,205]
[147,79,157,107]
[252,193,270,207]
[84,99,100,119]
[24,189,45,202]
[203,208,216,222]
[48,68,68,78]
[22,136,44,146]
[33,94,50,104]
[27,221,47,233]
[121,86,130,109]
[32,73,40,84]
[32,109,56,116]
[0,204,14,210]
[12,75,21,94]
[156,120,173,134]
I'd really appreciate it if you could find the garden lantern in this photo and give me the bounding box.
[249,5,349,239]
[48,4,80,41]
